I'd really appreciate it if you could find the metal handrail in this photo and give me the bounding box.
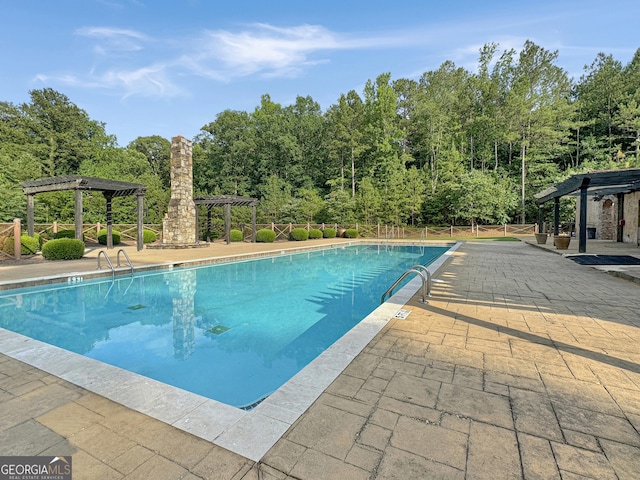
[116,249,134,274]
[97,250,115,278]
[410,265,432,297]
[381,267,430,304]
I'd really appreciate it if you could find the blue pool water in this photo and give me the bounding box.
[0,244,448,407]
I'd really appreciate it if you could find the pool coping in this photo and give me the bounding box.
[0,241,460,461]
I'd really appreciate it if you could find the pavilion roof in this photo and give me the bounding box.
[534,168,640,204]
[22,175,146,197]
[194,195,259,207]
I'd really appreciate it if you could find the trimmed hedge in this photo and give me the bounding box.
[54,229,76,239]
[344,228,359,238]
[290,228,309,241]
[309,228,323,239]
[2,234,40,256]
[41,238,85,260]
[256,229,276,243]
[143,229,157,243]
[230,229,243,242]
[323,227,336,239]
[97,228,121,245]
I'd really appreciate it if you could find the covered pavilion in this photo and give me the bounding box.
[194,195,260,244]
[534,168,640,252]
[22,175,147,250]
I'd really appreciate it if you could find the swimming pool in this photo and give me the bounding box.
[0,244,449,408]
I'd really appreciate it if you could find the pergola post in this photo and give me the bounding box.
[553,197,560,236]
[251,205,256,242]
[207,206,212,242]
[224,203,231,245]
[13,218,21,260]
[104,193,113,249]
[27,194,35,237]
[136,193,144,251]
[578,179,590,253]
[74,189,83,241]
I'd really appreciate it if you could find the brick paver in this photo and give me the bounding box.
[1,240,640,479]
[261,241,640,479]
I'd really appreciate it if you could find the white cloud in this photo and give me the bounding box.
[35,64,182,99]
[180,23,406,80]
[36,22,425,98]
[75,26,149,54]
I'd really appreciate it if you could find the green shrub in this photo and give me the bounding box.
[41,238,85,260]
[323,227,336,239]
[202,230,220,241]
[290,228,309,241]
[143,229,157,243]
[97,228,121,245]
[309,228,323,239]
[230,229,243,242]
[344,228,358,238]
[54,229,76,239]
[2,234,40,256]
[256,229,276,243]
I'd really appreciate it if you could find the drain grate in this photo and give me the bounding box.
[208,325,230,335]
[127,304,146,310]
[394,309,411,319]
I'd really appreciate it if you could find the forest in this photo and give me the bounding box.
[1,41,639,228]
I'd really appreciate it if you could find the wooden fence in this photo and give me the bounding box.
[0,220,536,260]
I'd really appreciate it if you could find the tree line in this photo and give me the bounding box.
[1,40,639,228]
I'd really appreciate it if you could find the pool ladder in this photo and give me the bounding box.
[97,249,134,277]
[381,265,432,304]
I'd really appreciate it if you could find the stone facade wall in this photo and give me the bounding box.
[622,191,640,245]
[577,194,618,240]
[163,136,197,244]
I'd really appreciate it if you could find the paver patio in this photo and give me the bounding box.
[1,239,639,479]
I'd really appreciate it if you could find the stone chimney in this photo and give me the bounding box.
[162,136,197,245]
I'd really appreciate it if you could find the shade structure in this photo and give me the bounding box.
[22,175,147,250]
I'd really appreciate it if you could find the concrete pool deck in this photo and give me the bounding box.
[1,238,640,478]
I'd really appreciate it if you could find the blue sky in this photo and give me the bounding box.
[2,0,638,146]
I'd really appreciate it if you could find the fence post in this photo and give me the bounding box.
[450,225,453,237]
[476,224,479,237]
[425,226,428,238]
[271,222,275,231]
[504,224,507,236]
[13,218,21,260]
[53,221,58,234]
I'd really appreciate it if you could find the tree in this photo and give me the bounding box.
[502,41,573,222]
[450,171,518,225]
[575,53,625,158]
[19,88,113,176]
[412,61,471,194]
[128,136,171,188]
[79,147,168,224]
[0,147,41,221]
[196,110,256,195]
[325,90,366,196]
[259,175,295,223]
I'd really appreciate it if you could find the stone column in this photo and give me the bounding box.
[163,136,197,244]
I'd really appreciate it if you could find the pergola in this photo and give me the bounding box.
[194,195,259,244]
[22,175,147,250]
[534,168,640,253]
